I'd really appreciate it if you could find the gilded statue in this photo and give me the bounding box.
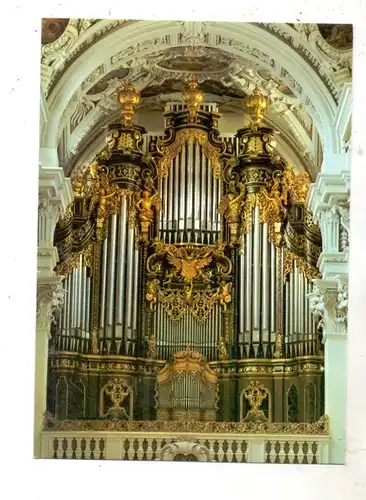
[136,190,161,224]
[144,334,157,358]
[218,281,232,311]
[218,185,245,224]
[72,173,85,197]
[183,283,194,306]
[219,183,245,243]
[273,332,282,359]
[260,177,286,222]
[136,189,162,242]
[218,335,229,361]
[146,279,160,311]
[91,328,99,354]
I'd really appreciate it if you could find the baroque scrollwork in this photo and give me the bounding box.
[157,129,222,179]
[44,414,329,435]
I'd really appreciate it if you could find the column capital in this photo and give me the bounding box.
[38,163,73,214]
[37,276,66,338]
[308,277,348,340]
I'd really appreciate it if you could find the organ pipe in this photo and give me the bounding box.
[115,196,127,329]
[124,227,135,335]
[100,238,108,331]
[85,277,91,338]
[106,215,117,337]
[245,230,252,341]
[270,244,276,336]
[253,206,261,334]
[262,223,269,337]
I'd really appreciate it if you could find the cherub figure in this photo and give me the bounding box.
[218,335,229,361]
[218,281,232,311]
[136,190,161,224]
[144,334,157,358]
[146,279,160,311]
[218,183,245,224]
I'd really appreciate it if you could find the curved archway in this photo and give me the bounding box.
[42,21,339,161]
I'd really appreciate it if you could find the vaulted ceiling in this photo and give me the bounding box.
[40,20,352,181]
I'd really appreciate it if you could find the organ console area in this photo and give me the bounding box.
[48,76,324,429]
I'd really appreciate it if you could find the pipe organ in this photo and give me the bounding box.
[49,77,324,427]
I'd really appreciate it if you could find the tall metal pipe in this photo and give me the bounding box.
[270,243,276,336]
[124,227,135,334]
[285,281,289,341]
[62,276,68,335]
[115,197,127,338]
[262,223,269,342]
[245,229,253,344]
[99,238,108,331]
[289,271,294,337]
[294,263,298,344]
[85,277,91,338]
[71,269,77,330]
[81,265,87,336]
[239,252,245,335]
[253,206,261,337]
[106,214,117,337]
[180,147,186,233]
[132,246,139,337]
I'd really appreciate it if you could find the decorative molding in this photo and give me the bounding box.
[44,414,329,435]
[308,278,347,336]
[37,277,66,337]
[334,83,352,147]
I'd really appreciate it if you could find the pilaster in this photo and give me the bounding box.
[38,164,73,276]
[307,171,350,281]
[308,277,348,464]
[34,276,66,457]
[35,160,73,455]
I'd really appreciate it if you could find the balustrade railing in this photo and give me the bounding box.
[40,431,330,464]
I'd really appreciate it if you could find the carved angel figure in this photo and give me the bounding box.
[218,188,245,223]
[136,190,161,224]
[146,279,160,311]
[218,281,232,311]
[260,177,287,220]
[218,335,229,361]
[144,334,157,358]
[183,283,194,306]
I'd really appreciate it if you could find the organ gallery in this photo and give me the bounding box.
[48,77,324,429]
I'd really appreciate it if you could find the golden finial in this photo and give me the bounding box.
[117,82,140,125]
[182,74,204,120]
[244,87,268,126]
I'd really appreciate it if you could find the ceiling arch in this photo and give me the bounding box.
[41,20,343,168]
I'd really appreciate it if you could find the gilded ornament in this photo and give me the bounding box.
[243,381,268,422]
[146,279,160,311]
[218,335,229,361]
[117,82,140,125]
[182,74,204,121]
[157,129,221,179]
[218,281,232,311]
[244,87,268,126]
[136,189,162,243]
[45,414,329,435]
[144,333,157,358]
[103,378,131,418]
